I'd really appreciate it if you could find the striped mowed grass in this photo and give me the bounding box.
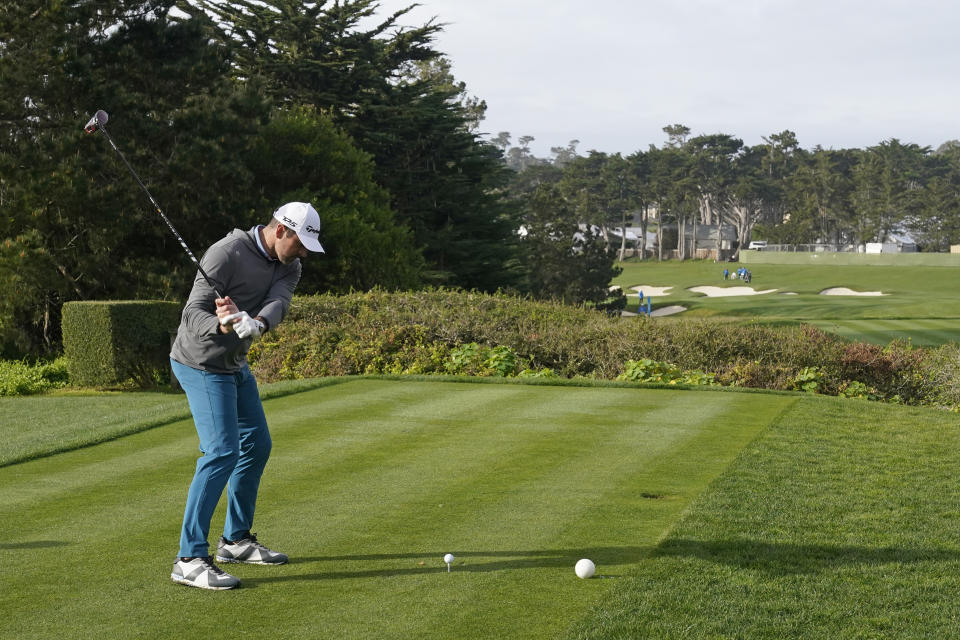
[2,378,791,639]
[6,378,960,637]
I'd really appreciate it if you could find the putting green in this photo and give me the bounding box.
[0,379,795,639]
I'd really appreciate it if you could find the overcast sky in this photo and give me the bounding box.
[370,0,960,158]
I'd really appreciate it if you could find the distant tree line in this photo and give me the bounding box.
[495,126,960,260]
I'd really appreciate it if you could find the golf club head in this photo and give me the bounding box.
[84,110,108,134]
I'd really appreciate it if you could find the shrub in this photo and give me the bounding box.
[617,359,716,386]
[793,366,825,393]
[445,343,525,377]
[269,290,845,381]
[0,357,69,396]
[838,380,880,401]
[247,289,951,407]
[918,343,960,409]
[836,339,925,403]
[445,342,484,376]
[714,358,795,390]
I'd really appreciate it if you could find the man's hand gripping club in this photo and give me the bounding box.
[216,297,266,340]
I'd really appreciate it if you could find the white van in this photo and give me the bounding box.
[748,240,767,250]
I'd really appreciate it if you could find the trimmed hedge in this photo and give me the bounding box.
[62,301,181,388]
[248,289,960,408]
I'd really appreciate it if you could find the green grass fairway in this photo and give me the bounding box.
[0,379,791,639]
[807,318,960,347]
[0,391,189,467]
[613,259,960,345]
[0,379,342,467]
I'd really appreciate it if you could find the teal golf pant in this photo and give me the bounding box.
[171,359,272,558]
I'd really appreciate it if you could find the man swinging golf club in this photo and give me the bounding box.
[169,202,324,590]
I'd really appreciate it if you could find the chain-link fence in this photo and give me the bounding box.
[757,244,858,252]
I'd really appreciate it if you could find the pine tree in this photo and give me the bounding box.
[197,0,521,289]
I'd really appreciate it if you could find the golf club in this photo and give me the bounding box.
[83,109,224,299]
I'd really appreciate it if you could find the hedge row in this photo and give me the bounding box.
[248,289,960,408]
[62,301,181,387]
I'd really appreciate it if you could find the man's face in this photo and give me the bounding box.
[276,227,308,264]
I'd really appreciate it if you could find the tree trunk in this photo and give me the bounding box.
[716,212,724,262]
[699,192,713,225]
[678,215,686,260]
[657,212,663,261]
[43,298,51,349]
[692,214,698,260]
[618,209,628,262]
[730,203,755,258]
[639,204,648,261]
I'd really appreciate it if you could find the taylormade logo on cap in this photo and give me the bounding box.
[273,202,325,253]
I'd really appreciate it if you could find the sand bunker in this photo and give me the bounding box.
[689,286,778,297]
[622,305,687,318]
[631,285,673,297]
[650,305,686,317]
[820,287,886,296]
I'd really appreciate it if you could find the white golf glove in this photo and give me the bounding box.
[220,311,265,340]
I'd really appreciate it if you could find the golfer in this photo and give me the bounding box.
[169,202,324,590]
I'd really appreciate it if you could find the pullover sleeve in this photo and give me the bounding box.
[180,243,232,338]
[256,261,301,331]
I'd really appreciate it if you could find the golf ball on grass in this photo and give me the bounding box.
[575,558,595,579]
[443,553,455,564]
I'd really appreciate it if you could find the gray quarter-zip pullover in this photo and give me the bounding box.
[170,226,301,373]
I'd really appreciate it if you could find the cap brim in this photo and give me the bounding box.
[299,234,325,253]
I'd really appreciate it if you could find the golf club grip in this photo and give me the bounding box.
[97,126,224,299]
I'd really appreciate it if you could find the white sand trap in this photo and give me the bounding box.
[820,287,886,296]
[631,285,673,297]
[689,286,778,297]
[781,292,798,295]
[650,305,687,317]
[622,305,687,317]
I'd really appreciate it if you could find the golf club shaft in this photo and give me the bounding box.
[92,118,224,299]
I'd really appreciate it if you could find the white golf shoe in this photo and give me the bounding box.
[171,556,240,590]
[216,533,288,565]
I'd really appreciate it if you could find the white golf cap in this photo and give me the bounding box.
[273,202,325,253]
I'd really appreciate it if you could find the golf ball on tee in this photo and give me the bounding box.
[575,558,596,579]
[443,553,455,564]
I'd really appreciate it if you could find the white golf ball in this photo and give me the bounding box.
[443,553,455,564]
[575,558,596,579]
